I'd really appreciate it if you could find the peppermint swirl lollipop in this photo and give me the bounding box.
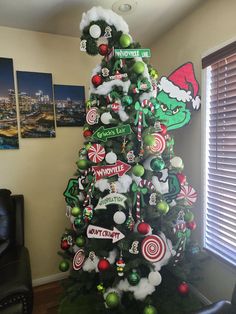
[86,108,99,125]
[141,235,166,263]
[73,249,85,270]
[88,144,105,163]
[149,133,166,154]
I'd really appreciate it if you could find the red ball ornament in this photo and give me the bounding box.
[137,222,151,235]
[61,240,70,250]
[83,129,93,138]
[160,124,167,135]
[186,220,197,230]
[178,282,190,295]
[98,258,110,272]
[91,74,103,87]
[176,173,186,185]
[98,44,109,56]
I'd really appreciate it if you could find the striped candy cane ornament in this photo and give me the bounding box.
[136,99,155,142]
[135,179,155,220]
[83,169,96,207]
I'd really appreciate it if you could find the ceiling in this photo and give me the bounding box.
[0,0,205,46]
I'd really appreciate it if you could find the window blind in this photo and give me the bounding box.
[204,47,236,267]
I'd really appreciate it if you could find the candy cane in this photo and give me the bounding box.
[135,179,155,220]
[139,179,155,191]
[136,190,141,221]
[142,99,155,114]
[83,168,96,207]
[137,99,155,142]
[152,83,158,98]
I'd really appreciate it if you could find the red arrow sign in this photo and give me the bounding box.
[92,160,131,180]
[87,225,125,243]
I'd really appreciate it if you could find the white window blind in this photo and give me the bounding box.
[204,48,236,267]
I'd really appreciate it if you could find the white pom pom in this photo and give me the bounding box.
[101,112,112,124]
[170,156,183,169]
[113,211,126,224]
[105,151,117,164]
[148,271,162,286]
[89,24,101,38]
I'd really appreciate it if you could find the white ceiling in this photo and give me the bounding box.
[0,0,205,46]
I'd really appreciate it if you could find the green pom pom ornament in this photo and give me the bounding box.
[75,235,86,247]
[143,134,155,146]
[73,216,85,229]
[76,159,89,170]
[184,211,194,222]
[143,305,157,314]
[150,157,165,171]
[132,164,145,177]
[133,61,145,74]
[105,292,120,308]
[128,270,140,286]
[119,34,131,48]
[71,206,82,217]
[59,260,70,272]
[157,201,169,214]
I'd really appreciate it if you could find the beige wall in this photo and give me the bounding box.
[150,0,236,302]
[0,26,99,281]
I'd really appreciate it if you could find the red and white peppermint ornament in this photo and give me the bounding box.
[177,184,197,206]
[141,235,166,263]
[86,108,99,125]
[88,144,105,163]
[149,133,166,154]
[73,249,85,270]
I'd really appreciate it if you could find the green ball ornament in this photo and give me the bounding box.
[143,134,155,146]
[74,216,84,229]
[75,235,86,247]
[119,34,131,48]
[105,292,120,309]
[150,157,165,171]
[128,270,140,286]
[157,201,169,214]
[184,211,194,222]
[71,206,82,217]
[132,164,145,177]
[133,61,145,74]
[59,260,70,272]
[76,159,89,170]
[143,305,157,314]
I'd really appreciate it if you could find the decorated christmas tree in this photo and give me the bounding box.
[58,6,202,314]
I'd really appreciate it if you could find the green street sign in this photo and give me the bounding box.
[114,49,151,59]
[92,124,132,142]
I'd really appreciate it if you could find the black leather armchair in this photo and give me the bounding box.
[0,189,33,313]
[193,284,236,314]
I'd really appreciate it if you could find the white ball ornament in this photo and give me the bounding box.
[101,112,112,125]
[113,211,126,224]
[170,156,184,169]
[148,271,162,286]
[89,24,101,38]
[105,151,117,164]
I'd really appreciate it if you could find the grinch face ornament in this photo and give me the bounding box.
[155,62,200,131]
[155,91,191,131]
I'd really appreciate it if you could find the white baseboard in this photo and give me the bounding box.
[190,284,212,305]
[32,271,69,287]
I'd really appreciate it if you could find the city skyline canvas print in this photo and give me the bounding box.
[0,57,19,149]
[17,71,56,138]
[54,84,85,127]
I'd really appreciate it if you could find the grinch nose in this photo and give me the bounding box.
[165,109,173,116]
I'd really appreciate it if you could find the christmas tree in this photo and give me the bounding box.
[58,6,202,314]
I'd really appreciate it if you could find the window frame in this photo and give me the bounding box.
[201,39,236,269]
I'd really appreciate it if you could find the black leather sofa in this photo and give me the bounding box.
[0,189,33,313]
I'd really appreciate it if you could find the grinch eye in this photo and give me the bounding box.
[160,104,168,112]
[172,107,180,114]
[89,24,101,38]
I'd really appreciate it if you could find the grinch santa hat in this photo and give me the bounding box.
[158,62,201,110]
